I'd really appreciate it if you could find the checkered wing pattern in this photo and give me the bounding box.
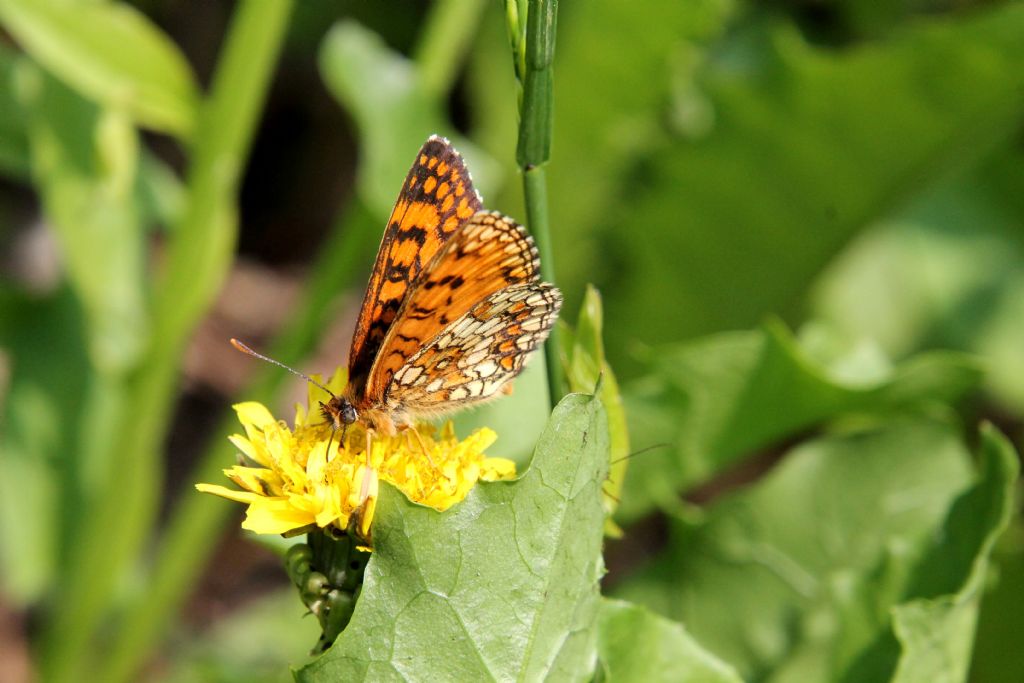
[388,282,562,414]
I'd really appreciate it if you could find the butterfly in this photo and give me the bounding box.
[233,136,561,439]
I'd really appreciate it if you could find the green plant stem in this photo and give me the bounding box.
[413,0,488,98]
[515,0,563,404]
[39,3,294,682]
[523,166,562,403]
[39,361,173,683]
[98,199,378,683]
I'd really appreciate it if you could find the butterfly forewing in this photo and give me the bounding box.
[388,282,562,414]
[363,211,540,402]
[347,136,482,394]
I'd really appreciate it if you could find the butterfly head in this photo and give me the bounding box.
[322,395,359,432]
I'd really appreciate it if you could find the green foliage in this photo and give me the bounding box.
[0,2,294,681]
[597,599,743,683]
[541,0,735,313]
[616,422,1016,682]
[318,20,500,219]
[0,0,199,136]
[971,524,1024,683]
[544,2,1024,372]
[0,43,30,176]
[812,161,1024,414]
[299,393,609,681]
[561,285,630,530]
[0,288,88,601]
[619,319,980,522]
[1,0,1023,681]
[18,67,148,373]
[164,589,320,683]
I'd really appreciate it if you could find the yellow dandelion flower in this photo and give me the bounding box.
[196,368,516,543]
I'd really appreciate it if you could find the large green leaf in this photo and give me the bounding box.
[615,421,1017,682]
[849,425,1018,683]
[597,599,742,683]
[618,320,980,522]
[0,0,198,137]
[299,392,609,681]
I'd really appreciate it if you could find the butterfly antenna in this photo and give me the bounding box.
[229,338,337,398]
[609,442,670,466]
[601,488,622,505]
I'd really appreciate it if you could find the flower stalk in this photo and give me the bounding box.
[287,531,371,653]
[508,0,564,405]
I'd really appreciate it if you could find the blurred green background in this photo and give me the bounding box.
[1,0,1023,681]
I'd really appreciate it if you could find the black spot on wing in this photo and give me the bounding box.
[399,226,428,246]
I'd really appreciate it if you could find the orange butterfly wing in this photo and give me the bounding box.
[346,136,482,397]
[388,282,562,415]
[363,211,540,403]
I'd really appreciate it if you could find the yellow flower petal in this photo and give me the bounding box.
[195,483,263,504]
[305,439,329,480]
[242,497,317,535]
[227,434,265,466]
[196,369,515,543]
[223,465,282,495]
[294,402,309,428]
[234,401,277,430]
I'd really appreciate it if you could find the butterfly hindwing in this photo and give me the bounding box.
[347,136,482,393]
[388,282,562,414]
[363,211,540,403]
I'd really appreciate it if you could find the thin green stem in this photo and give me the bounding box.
[523,166,563,403]
[515,0,556,170]
[98,199,377,683]
[413,0,488,99]
[514,0,563,404]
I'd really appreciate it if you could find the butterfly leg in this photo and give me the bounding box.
[324,427,337,463]
[401,425,436,468]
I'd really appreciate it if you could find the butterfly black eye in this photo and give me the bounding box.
[340,401,358,426]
